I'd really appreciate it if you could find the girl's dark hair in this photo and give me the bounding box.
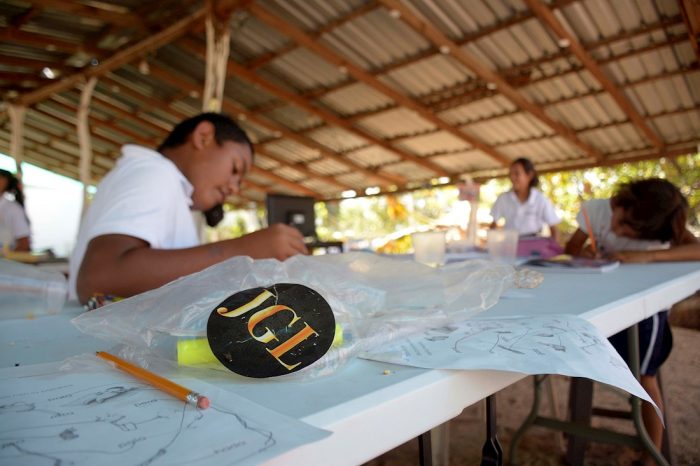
[512,157,539,189]
[611,178,688,244]
[157,112,254,156]
[0,169,25,208]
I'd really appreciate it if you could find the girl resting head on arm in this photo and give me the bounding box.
[565,178,698,263]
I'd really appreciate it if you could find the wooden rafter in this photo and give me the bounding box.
[249,166,320,198]
[0,29,103,57]
[176,40,408,186]
[678,0,700,60]
[378,0,605,163]
[247,2,511,168]
[425,35,690,115]
[247,0,380,71]
[145,64,355,193]
[15,6,209,106]
[256,15,684,119]
[30,0,145,28]
[524,0,664,150]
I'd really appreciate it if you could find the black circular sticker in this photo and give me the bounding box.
[207,283,335,378]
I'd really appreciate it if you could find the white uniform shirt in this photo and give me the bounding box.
[0,196,31,250]
[490,188,560,236]
[577,199,666,254]
[68,145,199,299]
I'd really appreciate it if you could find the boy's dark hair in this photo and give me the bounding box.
[158,113,253,227]
[157,113,254,156]
[512,157,539,189]
[612,178,688,244]
[0,169,25,208]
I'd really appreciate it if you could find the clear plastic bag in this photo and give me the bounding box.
[72,252,541,379]
[0,258,67,319]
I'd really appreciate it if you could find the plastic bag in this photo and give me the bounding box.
[0,258,67,319]
[72,252,542,379]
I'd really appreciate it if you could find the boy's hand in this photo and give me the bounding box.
[237,224,309,260]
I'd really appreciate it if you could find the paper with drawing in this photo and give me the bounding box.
[363,315,654,406]
[0,360,329,465]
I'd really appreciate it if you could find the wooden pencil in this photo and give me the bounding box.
[96,351,210,409]
[580,203,598,255]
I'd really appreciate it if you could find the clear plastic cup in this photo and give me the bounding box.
[487,229,518,264]
[0,259,67,319]
[412,231,446,267]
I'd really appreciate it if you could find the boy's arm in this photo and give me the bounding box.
[76,224,308,303]
[548,224,559,243]
[13,236,30,252]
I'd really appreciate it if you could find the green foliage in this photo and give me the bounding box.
[210,154,700,245]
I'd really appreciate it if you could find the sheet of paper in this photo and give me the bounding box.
[0,359,329,466]
[362,315,654,407]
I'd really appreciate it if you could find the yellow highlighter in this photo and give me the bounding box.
[177,323,345,367]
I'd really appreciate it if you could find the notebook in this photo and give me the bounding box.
[522,255,620,273]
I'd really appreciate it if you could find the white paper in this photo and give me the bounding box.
[0,359,329,465]
[362,315,656,409]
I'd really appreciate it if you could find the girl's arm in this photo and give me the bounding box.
[565,229,587,256]
[611,228,700,263]
[548,224,559,243]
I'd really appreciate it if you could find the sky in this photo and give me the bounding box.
[1,154,83,257]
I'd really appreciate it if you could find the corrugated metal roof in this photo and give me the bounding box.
[0,0,698,204]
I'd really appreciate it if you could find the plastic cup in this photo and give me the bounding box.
[412,231,446,267]
[0,259,67,319]
[487,229,518,264]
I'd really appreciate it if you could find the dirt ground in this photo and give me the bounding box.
[363,321,700,466]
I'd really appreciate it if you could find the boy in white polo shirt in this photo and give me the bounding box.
[70,113,307,304]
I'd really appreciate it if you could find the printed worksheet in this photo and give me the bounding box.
[363,315,654,407]
[0,359,329,465]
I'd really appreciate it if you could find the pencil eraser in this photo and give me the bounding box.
[197,396,210,410]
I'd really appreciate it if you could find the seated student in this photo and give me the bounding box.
[69,113,307,305]
[565,178,699,464]
[0,169,31,252]
[490,157,560,241]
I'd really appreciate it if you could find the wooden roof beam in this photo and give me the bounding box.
[146,63,358,192]
[273,15,683,118]
[524,0,664,151]
[0,29,103,57]
[249,166,321,198]
[247,2,510,169]
[29,0,146,28]
[378,0,605,163]
[47,95,161,147]
[247,1,380,70]
[16,6,209,106]
[425,35,690,115]
[174,41,406,186]
[678,0,700,61]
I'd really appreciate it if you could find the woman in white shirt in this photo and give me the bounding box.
[490,158,560,241]
[0,169,30,252]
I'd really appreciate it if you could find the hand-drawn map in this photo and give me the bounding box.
[0,361,329,465]
[362,315,655,407]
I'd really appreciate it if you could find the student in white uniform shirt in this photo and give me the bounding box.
[0,169,31,252]
[566,178,699,464]
[489,158,560,241]
[70,113,308,305]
